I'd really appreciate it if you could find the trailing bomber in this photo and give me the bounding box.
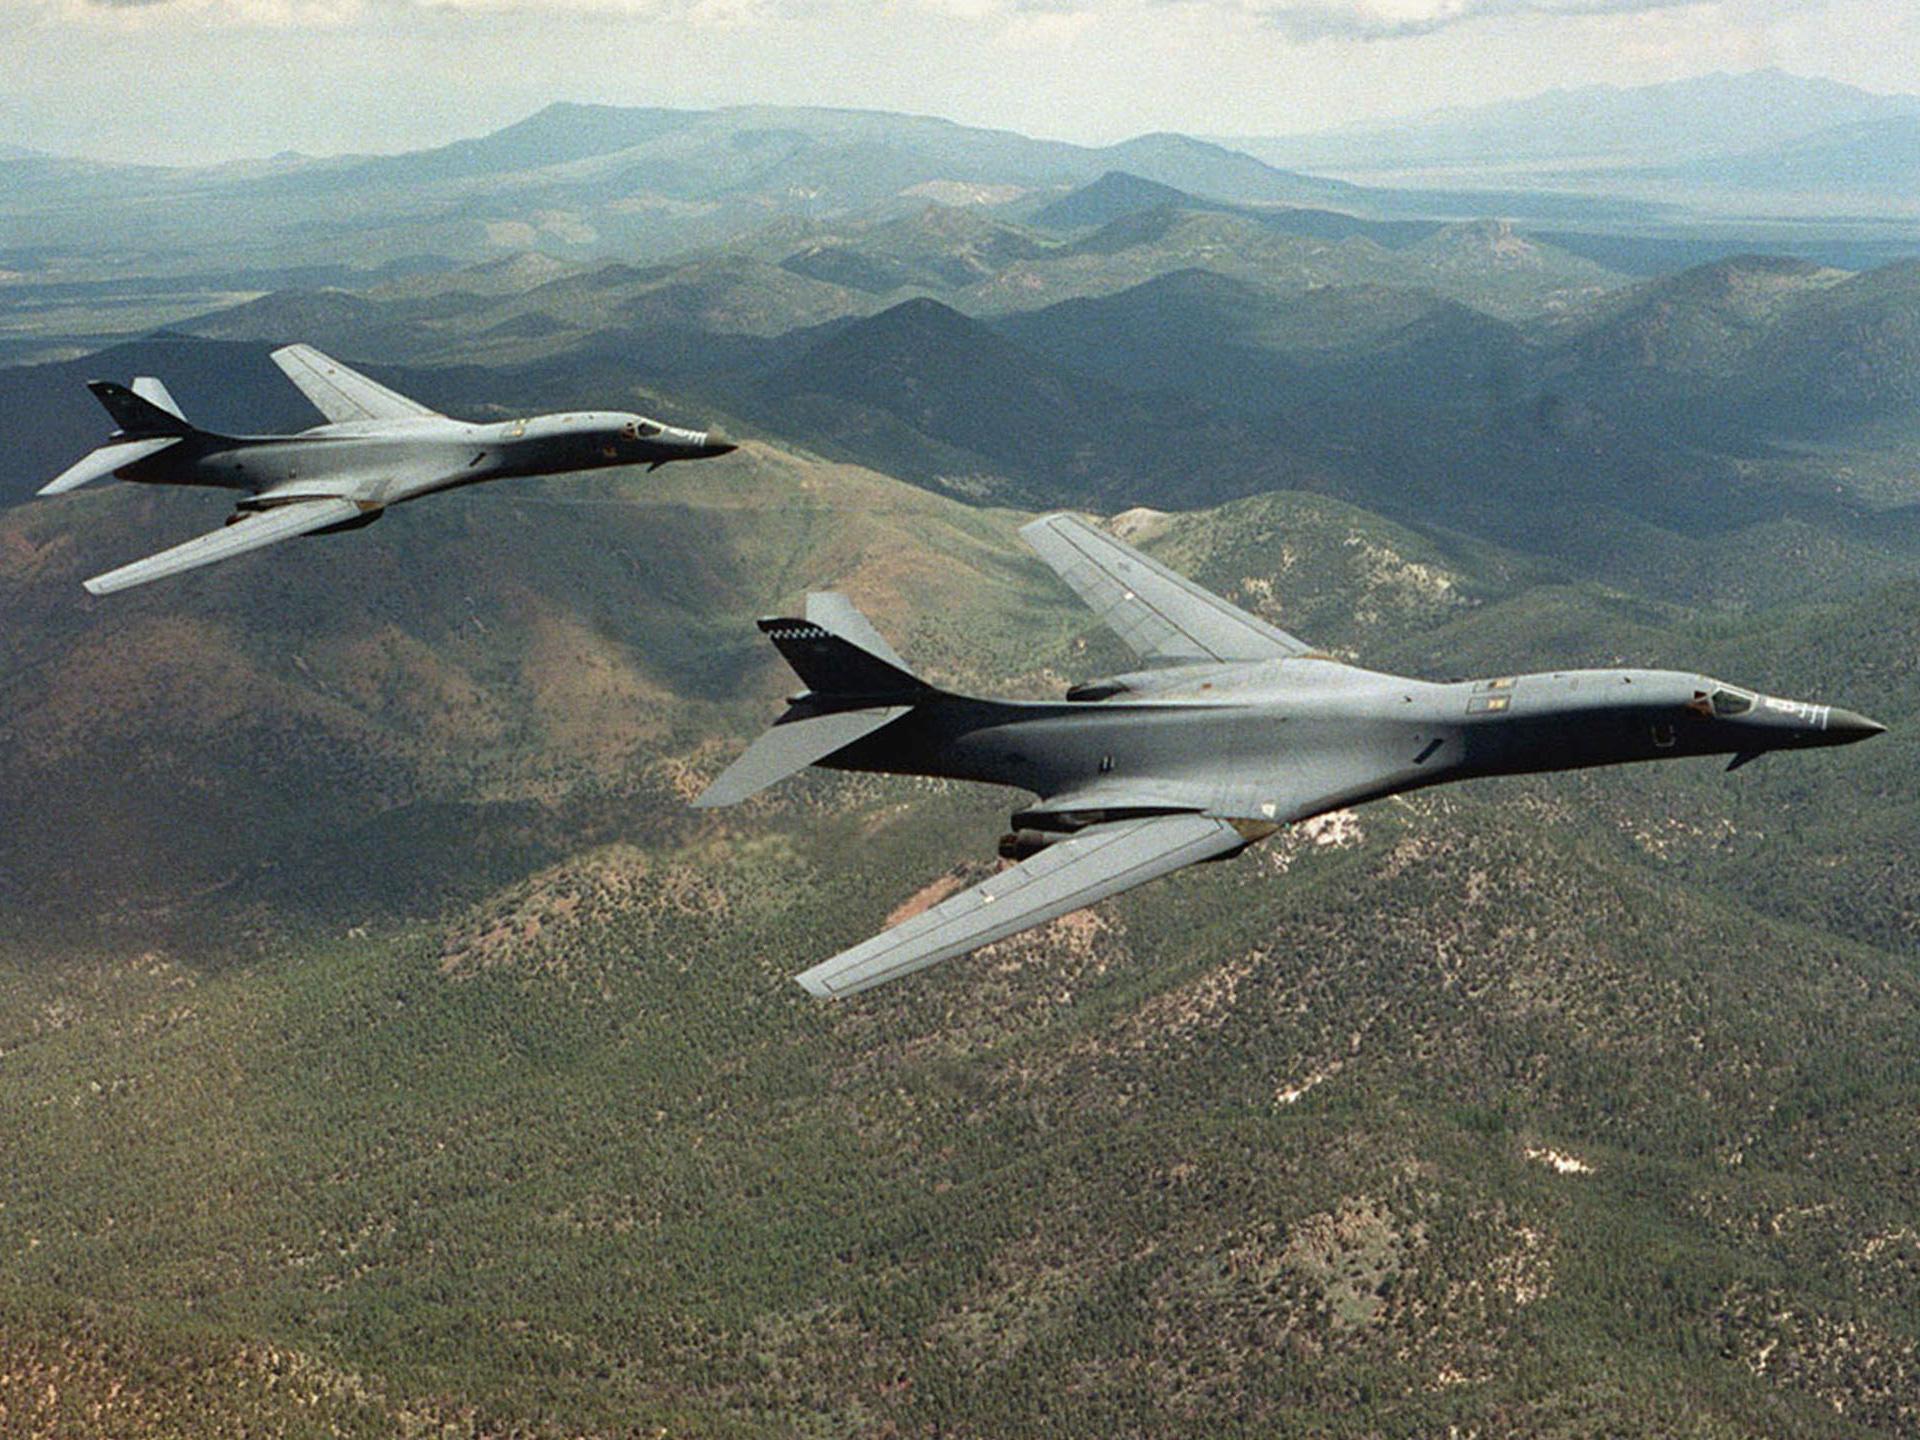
[697,513,1886,997]
[38,344,736,595]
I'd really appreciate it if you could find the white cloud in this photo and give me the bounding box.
[910,0,1007,17]
[42,0,1776,42]
[62,0,775,20]
[412,0,665,13]
[1004,7,1095,42]
[685,0,774,28]
[62,0,369,25]
[901,0,1098,48]
[1222,0,1721,41]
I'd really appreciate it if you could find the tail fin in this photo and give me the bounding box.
[88,379,195,437]
[130,377,187,423]
[761,593,935,702]
[692,594,933,809]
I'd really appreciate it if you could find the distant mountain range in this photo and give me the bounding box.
[1646,114,1920,198]
[1225,68,1920,178]
[13,77,1916,320]
[0,103,1360,278]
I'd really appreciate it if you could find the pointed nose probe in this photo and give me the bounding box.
[698,428,737,458]
[1825,707,1887,743]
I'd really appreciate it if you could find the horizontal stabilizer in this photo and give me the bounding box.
[87,380,194,438]
[84,497,367,596]
[693,704,912,809]
[39,436,180,496]
[794,813,1245,998]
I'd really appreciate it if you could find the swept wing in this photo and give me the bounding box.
[794,813,1247,997]
[270,344,440,425]
[1021,512,1312,664]
[84,498,369,596]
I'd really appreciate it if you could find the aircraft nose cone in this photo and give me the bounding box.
[701,428,737,457]
[1826,707,1887,743]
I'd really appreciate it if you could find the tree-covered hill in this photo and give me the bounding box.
[0,479,1914,1436]
[6,192,1920,1434]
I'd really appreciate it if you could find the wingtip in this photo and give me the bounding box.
[81,574,117,597]
[793,969,837,1000]
[39,469,91,497]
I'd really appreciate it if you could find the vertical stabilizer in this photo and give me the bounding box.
[763,592,933,700]
[805,592,910,670]
[130,377,187,423]
[87,380,195,437]
[692,593,936,808]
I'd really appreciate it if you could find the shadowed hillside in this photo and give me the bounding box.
[741,297,1325,507]
[0,440,1060,942]
[1,468,1915,1437]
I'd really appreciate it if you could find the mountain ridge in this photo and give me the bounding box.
[1223,68,1920,174]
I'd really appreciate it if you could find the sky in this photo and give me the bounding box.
[2,0,1918,164]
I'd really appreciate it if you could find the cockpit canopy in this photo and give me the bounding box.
[1689,684,1757,718]
[620,420,664,441]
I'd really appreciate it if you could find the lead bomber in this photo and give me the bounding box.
[697,513,1885,998]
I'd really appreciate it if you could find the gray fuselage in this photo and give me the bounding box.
[821,658,1882,830]
[111,410,730,510]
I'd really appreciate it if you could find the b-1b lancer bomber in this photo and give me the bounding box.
[698,513,1886,998]
[39,344,737,595]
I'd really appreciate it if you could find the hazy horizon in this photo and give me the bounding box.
[12,65,1920,174]
[5,0,1918,167]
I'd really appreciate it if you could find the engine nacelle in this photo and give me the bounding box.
[1065,678,1132,702]
[997,829,1065,862]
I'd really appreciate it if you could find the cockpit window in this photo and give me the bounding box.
[622,420,663,440]
[1711,686,1757,717]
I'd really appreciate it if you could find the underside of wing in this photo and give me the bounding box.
[84,497,368,595]
[794,813,1248,998]
[270,344,440,425]
[1021,512,1313,665]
